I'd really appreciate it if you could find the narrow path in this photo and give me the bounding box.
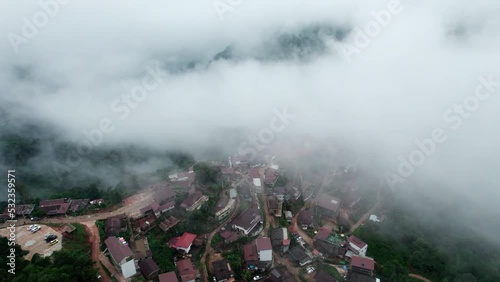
[200,196,241,282]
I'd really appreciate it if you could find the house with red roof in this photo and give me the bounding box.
[349,255,375,277]
[348,235,368,257]
[169,232,197,253]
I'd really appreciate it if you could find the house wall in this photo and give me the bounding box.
[121,259,136,278]
[259,249,273,262]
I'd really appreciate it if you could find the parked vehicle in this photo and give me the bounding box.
[49,239,59,246]
[31,217,41,221]
[45,234,57,242]
[306,266,315,274]
[253,275,262,281]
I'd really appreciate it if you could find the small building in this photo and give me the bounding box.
[6,204,34,217]
[288,246,312,266]
[181,191,208,212]
[159,271,179,282]
[348,235,368,257]
[297,209,314,229]
[243,244,259,270]
[220,230,238,244]
[315,227,332,241]
[104,236,136,278]
[39,199,70,216]
[256,237,273,262]
[267,198,282,217]
[139,257,160,280]
[315,194,341,219]
[314,239,346,259]
[273,186,286,201]
[176,258,200,282]
[350,255,375,276]
[270,227,290,253]
[67,199,90,213]
[159,216,180,233]
[104,215,127,236]
[131,237,152,260]
[213,197,236,221]
[232,208,262,235]
[169,232,197,253]
[264,168,279,187]
[212,259,235,282]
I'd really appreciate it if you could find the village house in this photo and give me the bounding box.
[315,227,332,241]
[104,236,136,279]
[288,246,312,266]
[169,232,197,254]
[38,199,71,216]
[228,155,250,169]
[264,168,279,187]
[270,227,290,254]
[5,204,34,217]
[180,191,208,211]
[213,196,236,221]
[220,230,238,244]
[348,255,376,281]
[212,259,235,282]
[297,209,314,229]
[139,257,160,280]
[232,207,262,235]
[256,237,273,262]
[104,215,127,236]
[159,271,179,282]
[315,194,341,219]
[243,243,259,270]
[67,199,89,214]
[130,237,152,260]
[348,235,368,257]
[176,258,200,282]
[158,216,180,233]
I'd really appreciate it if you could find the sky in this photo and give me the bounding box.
[0,0,499,242]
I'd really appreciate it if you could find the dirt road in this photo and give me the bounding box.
[82,222,112,282]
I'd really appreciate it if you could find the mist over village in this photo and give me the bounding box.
[0,1,499,282]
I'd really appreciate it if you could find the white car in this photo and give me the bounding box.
[306,266,315,274]
[27,225,35,230]
[253,275,262,281]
